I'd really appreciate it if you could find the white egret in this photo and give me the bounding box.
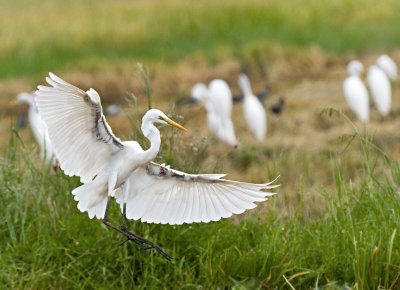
[343,60,369,123]
[191,80,238,147]
[16,92,57,166]
[238,74,267,141]
[377,54,398,81]
[36,73,278,259]
[367,65,391,117]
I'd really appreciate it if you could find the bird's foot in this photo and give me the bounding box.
[120,228,173,261]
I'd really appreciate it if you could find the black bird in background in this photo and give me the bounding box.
[270,97,285,115]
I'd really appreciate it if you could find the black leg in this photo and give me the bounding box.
[121,202,127,230]
[102,197,173,261]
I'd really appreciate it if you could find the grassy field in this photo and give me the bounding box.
[1,0,400,79]
[1,117,400,289]
[1,0,400,289]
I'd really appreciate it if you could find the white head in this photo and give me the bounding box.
[142,109,187,132]
[16,92,35,106]
[347,60,364,76]
[191,83,208,102]
[377,54,398,80]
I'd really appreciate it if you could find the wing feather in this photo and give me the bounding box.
[209,186,232,219]
[173,184,189,225]
[117,163,278,225]
[35,73,124,182]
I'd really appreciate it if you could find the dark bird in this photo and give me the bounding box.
[270,97,285,115]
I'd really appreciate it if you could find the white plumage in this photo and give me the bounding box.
[343,60,369,123]
[16,92,57,165]
[377,54,398,81]
[191,80,238,147]
[238,74,267,141]
[115,163,277,225]
[367,65,391,117]
[35,73,278,253]
[35,76,123,183]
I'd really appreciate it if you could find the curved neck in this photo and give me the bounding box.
[141,122,161,162]
[238,76,253,97]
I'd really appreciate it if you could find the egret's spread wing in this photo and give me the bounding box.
[35,73,124,182]
[116,162,278,225]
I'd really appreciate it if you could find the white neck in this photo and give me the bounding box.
[238,75,253,96]
[140,121,161,162]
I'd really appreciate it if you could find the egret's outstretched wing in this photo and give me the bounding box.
[35,73,124,182]
[116,162,278,225]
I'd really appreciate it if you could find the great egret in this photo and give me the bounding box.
[16,92,57,166]
[377,54,398,81]
[191,80,238,147]
[238,74,267,141]
[367,65,391,117]
[343,60,369,123]
[36,73,278,259]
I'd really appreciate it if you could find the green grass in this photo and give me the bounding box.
[1,124,399,289]
[1,0,400,78]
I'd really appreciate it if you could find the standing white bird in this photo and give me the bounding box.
[367,65,391,117]
[343,60,369,123]
[191,80,238,147]
[377,54,398,81]
[16,92,57,165]
[238,74,267,141]
[36,73,278,259]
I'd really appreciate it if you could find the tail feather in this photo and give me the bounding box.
[72,182,107,219]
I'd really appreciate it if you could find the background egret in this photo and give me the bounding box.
[367,64,391,117]
[16,92,57,165]
[377,54,398,81]
[36,73,278,259]
[238,74,267,141]
[191,80,238,147]
[343,60,369,123]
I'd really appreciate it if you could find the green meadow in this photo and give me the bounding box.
[1,0,400,289]
[1,0,400,78]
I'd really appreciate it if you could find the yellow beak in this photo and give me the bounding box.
[161,116,188,132]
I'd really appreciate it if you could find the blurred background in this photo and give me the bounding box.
[1,0,400,288]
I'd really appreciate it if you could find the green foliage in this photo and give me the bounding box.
[0,127,399,288]
[1,0,400,78]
